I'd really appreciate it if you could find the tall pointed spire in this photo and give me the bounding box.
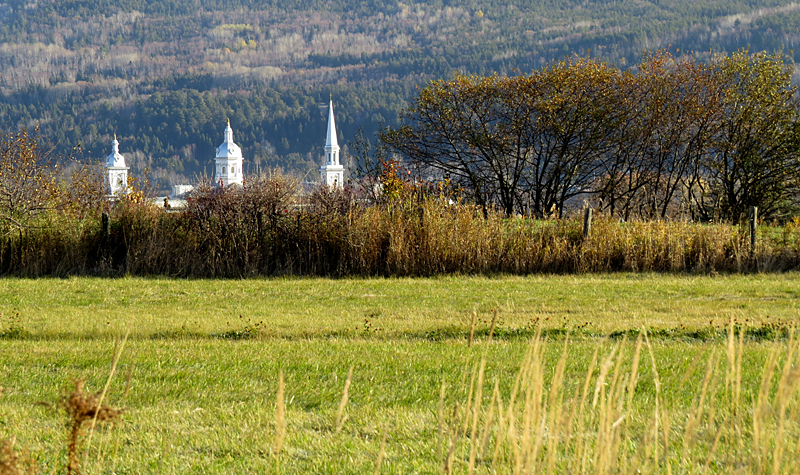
[320,98,344,188]
[325,100,338,149]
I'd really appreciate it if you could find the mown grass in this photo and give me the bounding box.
[0,274,799,473]
[0,274,798,339]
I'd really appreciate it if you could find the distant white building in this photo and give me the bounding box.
[172,184,194,197]
[113,101,347,203]
[319,100,344,188]
[214,119,244,187]
[106,134,129,197]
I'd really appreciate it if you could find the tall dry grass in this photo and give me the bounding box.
[0,177,798,276]
[425,323,800,473]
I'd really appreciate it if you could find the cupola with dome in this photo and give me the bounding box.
[106,134,129,197]
[214,119,244,187]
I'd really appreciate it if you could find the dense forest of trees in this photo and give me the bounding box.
[0,0,798,192]
[0,82,411,185]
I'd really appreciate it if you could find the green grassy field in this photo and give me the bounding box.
[1,274,799,473]
[2,274,799,338]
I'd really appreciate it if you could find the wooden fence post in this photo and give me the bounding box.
[101,212,110,247]
[583,207,593,239]
[750,206,758,253]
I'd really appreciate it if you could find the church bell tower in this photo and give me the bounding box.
[214,119,244,187]
[319,100,344,188]
[106,134,129,197]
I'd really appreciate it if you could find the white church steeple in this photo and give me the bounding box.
[325,99,339,150]
[320,99,344,188]
[214,118,244,187]
[106,134,129,197]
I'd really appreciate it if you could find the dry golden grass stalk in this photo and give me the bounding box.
[334,365,354,433]
[82,332,128,475]
[461,362,479,438]
[567,338,600,474]
[444,402,459,475]
[274,370,286,455]
[432,323,800,473]
[681,349,718,462]
[643,330,663,468]
[503,334,535,470]
[344,323,800,473]
[373,428,388,475]
[734,323,744,445]
[479,378,499,455]
[702,425,725,472]
[110,350,135,475]
[487,309,498,343]
[544,335,570,474]
[60,379,122,475]
[468,311,477,348]
[490,379,506,471]
[771,330,799,473]
[513,328,546,473]
[437,378,447,460]
[467,357,486,475]
[754,343,780,472]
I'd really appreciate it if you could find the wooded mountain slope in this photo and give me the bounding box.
[0,0,798,191]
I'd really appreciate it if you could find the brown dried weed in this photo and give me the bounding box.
[60,379,122,475]
[0,437,35,475]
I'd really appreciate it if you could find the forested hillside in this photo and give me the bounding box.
[0,0,798,191]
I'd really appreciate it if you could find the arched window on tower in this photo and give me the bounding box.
[223,166,226,174]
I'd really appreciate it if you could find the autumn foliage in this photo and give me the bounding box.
[0,169,798,277]
[0,52,798,277]
[383,50,800,221]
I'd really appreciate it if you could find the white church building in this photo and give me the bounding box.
[105,134,129,197]
[106,99,345,198]
[213,118,244,187]
[319,100,344,188]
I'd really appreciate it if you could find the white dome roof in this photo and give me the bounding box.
[216,121,242,159]
[106,136,126,168]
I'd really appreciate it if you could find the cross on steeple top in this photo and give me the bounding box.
[224,119,234,143]
[325,99,338,149]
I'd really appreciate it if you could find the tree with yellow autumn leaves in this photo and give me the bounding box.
[383,50,800,221]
